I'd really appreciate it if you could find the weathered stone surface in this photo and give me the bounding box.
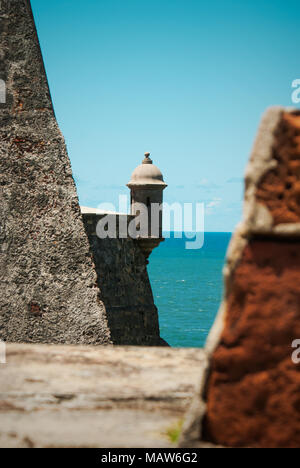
[180,107,300,448]
[256,112,300,225]
[204,240,300,448]
[82,212,167,346]
[0,344,206,448]
[0,1,110,344]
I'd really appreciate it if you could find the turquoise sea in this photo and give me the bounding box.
[148,232,232,348]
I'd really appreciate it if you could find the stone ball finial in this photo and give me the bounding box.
[143,152,152,165]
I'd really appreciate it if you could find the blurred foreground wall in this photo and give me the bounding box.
[181,107,300,448]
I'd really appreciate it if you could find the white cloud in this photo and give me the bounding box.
[196,179,220,189]
[206,197,222,213]
[198,178,210,186]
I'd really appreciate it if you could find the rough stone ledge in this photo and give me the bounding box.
[0,343,206,448]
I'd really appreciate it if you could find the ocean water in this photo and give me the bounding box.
[148,232,232,348]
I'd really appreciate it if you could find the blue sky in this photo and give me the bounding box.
[31,0,300,232]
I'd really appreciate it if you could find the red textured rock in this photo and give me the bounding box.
[256,112,300,225]
[203,241,300,448]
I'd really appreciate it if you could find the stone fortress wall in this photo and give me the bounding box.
[0,0,110,345]
[0,0,165,347]
[82,210,167,346]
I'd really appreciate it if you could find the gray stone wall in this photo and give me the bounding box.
[0,0,166,347]
[83,213,167,346]
[0,0,111,344]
